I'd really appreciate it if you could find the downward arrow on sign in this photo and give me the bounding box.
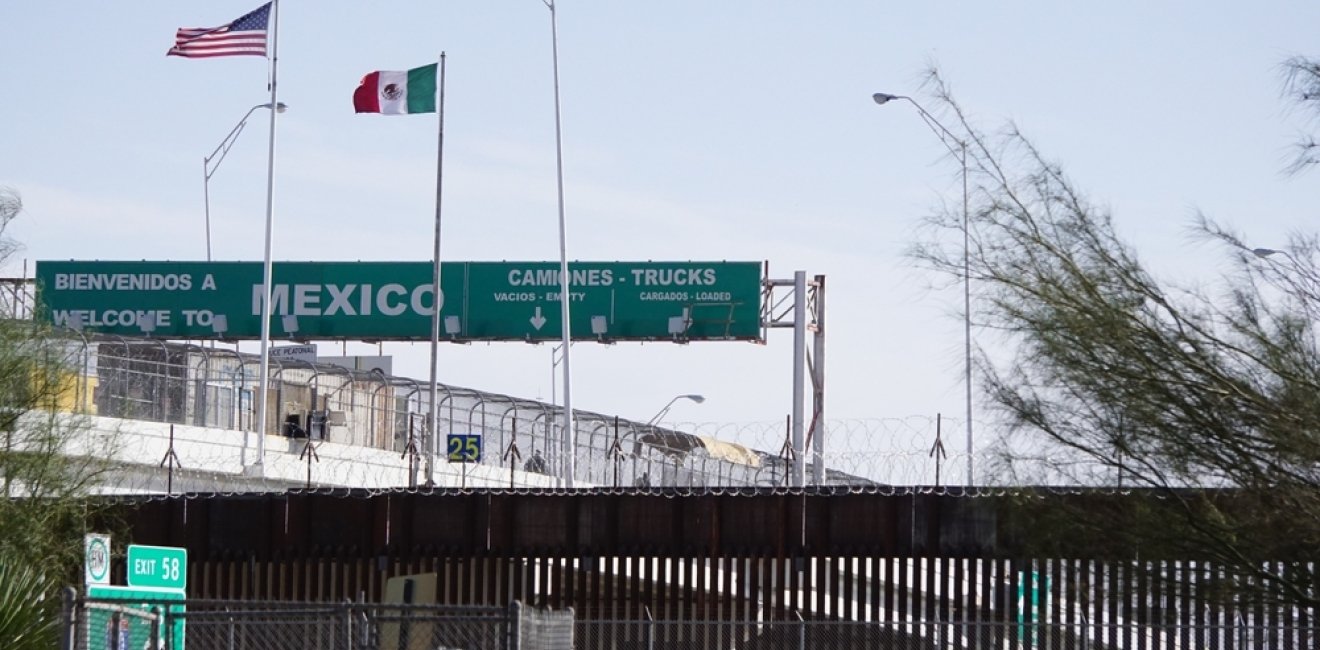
[530,306,547,330]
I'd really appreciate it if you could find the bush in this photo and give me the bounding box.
[0,553,59,650]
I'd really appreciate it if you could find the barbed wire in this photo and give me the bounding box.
[31,333,1122,494]
[671,416,976,486]
[82,412,992,495]
[107,481,1083,503]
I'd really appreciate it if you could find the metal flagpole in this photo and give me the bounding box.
[251,0,281,474]
[544,0,575,487]
[425,53,447,487]
[960,140,973,486]
[203,157,213,262]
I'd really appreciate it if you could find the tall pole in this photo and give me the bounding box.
[810,274,826,485]
[959,141,973,486]
[425,53,447,487]
[545,0,575,487]
[252,0,281,474]
[550,343,562,408]
[872,92,974,486]
[791,271,806,487]
[203,157,213,262]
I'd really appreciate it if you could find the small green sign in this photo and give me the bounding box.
[34,260,763,342]
[87,585,185,650]
[127,544,187,591]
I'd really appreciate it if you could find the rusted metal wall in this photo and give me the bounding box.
[104,488,1318,649]
[121,489,1004,564]
[115,488,1004,604]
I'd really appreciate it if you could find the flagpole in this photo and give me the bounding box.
[425,53,447,488]
[545,0,575,487]
[251,0,280,475]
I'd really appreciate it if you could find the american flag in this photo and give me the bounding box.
[167,3,270,59]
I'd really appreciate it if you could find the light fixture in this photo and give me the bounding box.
[444,315,462,336]
[211,314,229,335]
[138,313,157,335]
[282,315,299,335]
[669,307,691,333]
[591,315,608,339]
[669,308,691,343]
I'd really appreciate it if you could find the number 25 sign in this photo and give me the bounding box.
[447,434,482,463]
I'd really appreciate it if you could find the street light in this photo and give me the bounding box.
[646,394,705,427]
[1251,246,1309,275]
[1253,247,1292,261]
[873,91,975,486]
[1251,245,1315,294]
[203,102,288,262]
[626,394,705,487]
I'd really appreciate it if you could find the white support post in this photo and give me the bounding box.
[791,270,807,487]
[810,275,826,485]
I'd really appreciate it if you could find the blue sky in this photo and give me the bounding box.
[5,2,1320,467]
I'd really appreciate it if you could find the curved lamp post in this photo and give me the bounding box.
[646,394,705,427]
[873,91,975,486]
[628,394,705,487]
[203,102,288,261]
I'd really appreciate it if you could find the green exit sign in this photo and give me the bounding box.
[127,544,187,591]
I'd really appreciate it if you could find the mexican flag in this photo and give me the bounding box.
[353,64,438,115]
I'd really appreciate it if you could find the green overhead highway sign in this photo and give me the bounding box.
[36,260,762,342]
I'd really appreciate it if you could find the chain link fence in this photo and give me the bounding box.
[74,600,163,650]
[62,593,1317,650]
[62,594,574,650]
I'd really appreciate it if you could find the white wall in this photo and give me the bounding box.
[42,412,561,494]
